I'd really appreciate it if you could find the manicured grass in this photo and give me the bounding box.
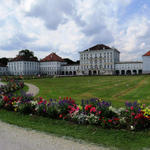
[0,109,150,150]
[26,75,150,107]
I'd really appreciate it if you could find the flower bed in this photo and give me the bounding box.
[0,79,24,95]
[0,93,150,130]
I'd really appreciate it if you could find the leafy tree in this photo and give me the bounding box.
[0,57,9,65]
[18,49,38,61]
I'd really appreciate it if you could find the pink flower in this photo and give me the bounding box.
[85,104,92,111]
[98,111,102,114]
[68,105,72,109]
[130,106,134,110]
[90,107,96,113]
[59,114,63,118]
[76,107,79,111]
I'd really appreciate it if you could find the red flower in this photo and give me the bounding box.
[59,114,63,118]
[68,105,72,109]
[38,100,43,105]
[90,107,96,113]
[3,96,9,102]
[98,111,102,114]
[131,112,135,116]
[108,119,112,123]
[130,106,134,110]
[114,118,120,121]
[85,104,92,111]
[134,113,145,119]
[63,116,67,120]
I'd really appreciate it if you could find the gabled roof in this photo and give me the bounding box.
[40,53,64,62]
[143,51,150,56]
[83,44,111,52]
[10,55,38,62]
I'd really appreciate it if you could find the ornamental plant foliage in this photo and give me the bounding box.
[0,80,150,131]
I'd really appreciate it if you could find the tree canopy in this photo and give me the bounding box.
[18,49,38,61]
[0,57,9,65]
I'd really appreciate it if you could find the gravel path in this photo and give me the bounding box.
[0,81,39,96]
[25,83,39,96]
[0,121,110,150]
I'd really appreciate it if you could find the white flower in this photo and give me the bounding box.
[130,125,134,130]
[119,117,126,124]
[109,106,113,111]
[31,101,38,105]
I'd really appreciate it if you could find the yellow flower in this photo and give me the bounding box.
[14,108,17,112]
[78,105,82,110]
[99,98,102,102]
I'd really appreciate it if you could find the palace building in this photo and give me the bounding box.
[1,44,150,76]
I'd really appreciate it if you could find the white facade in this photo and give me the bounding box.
[8,61,39,75]
[80,47,120,75]
[115,62,143,75]
[40,61,63,75]
[142,56,150,74]
[3,45,150,76]
[61,65,80,75]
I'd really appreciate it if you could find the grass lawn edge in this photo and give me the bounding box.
[0,109,150,150]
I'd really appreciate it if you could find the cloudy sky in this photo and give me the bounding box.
[0,0,150,61]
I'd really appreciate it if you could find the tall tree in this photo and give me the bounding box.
[18,49,38,61]
[0,57,9,65]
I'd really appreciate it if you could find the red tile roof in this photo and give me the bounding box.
[40,53,64,62]
[143,51,150,56]
[83,44,111,52]
[82,44,120,53]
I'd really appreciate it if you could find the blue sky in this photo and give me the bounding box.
[0,0,150,61]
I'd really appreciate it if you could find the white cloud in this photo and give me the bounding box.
[0,0,150,62]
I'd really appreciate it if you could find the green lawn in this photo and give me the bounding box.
[26,75,150,107]
[0,109,150,150]
[1,75,150,150]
